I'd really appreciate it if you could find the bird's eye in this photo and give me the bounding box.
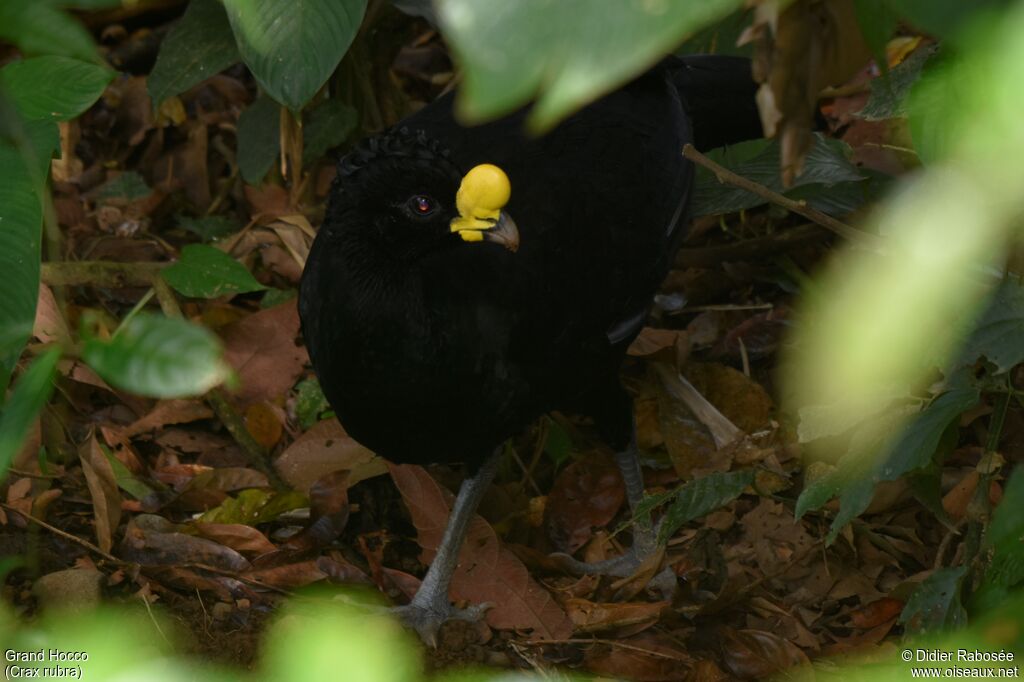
[406,195,437,217]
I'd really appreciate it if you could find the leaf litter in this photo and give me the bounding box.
[1,8,1017,679]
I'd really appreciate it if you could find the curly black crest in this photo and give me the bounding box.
[337,127,457,182]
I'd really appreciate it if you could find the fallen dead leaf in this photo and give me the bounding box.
[544,453,625,554]
[719,627,810,679]
[565,598,667,633]
[220,300,308,404]
[390,463,572,639]
[274,418,385,493]
[120,399,214,438]
[193,523,277,556]
[79,433,123,553]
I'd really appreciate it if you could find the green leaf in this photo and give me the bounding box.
[102,447,160,502]
[261,287,296,308]
[900,565,968,635]
[147,0,241,106]
[236,92,280,184]
[438,0,744,131]
[658,470,753,543]
[303,98,357,166]
[677,8,753,58]
[857,45,937,121]
[958,278,1024,373]
[176,214,238,242]
[0,0,101,63]
[0,118,59,390]
[0,348,61,480]
[199,488,307,524]
[222,0,368,111]
[0,56,112,122]
[852,0,898,70]
[543,418,572,466]
[82,314,231,399]
[876,386,979,480]
[693,134,866,216]
[162,244,266,299]
[888,0,997,40]
[295,377,329,430]
[95,171,151,201]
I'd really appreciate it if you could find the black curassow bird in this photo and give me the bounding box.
[299,55,763,644]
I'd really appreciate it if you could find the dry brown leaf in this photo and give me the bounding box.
[79,433,123,553]
[274,418,385,494]
[120,399,214,438]
[686,363,774,433]
[544,453,625,554]
[849,597,904,629]
[390,463,572,639]
[220,300,308,404]
[242,560,327,589]
[628,327,686,358]
[283,470,350,553]
[245,401,283,449]
[743,0,871,185]
[565,598,667,633]
[33,283,71,344]
[244,183,290,217]
[583,632,692,681]
[120,523,251,572]
[720,627,810,679]
[194,523,277,556]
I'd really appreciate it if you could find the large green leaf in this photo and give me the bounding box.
[161,244,266,299]
[974,468,1024,612]
[147,0,241,106]
[900,565,968,635]
[82,314,232,399]
[236,92,280,184]
[693,134,866,216]
[0,0,101,63]
[438,0,743,130]
[0,56,112,122]
[658,470,753,543]
[222,0,368,111]
[857,45,937,121]
[0,118,60,390]
[0,347,61,480]
[958,278,1024,374]
[303,97,357,166]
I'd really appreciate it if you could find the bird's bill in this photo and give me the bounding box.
[451,211,520,252]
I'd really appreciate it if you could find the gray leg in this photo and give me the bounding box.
[553,435,676,597]
[391,448,502,646]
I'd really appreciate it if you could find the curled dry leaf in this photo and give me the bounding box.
[283,470,351,553]
[743,0,871,185]
[274,418,385,494]
[389,463,573,639]
[120,399,215,438]
[194,523,277,556]
[719,627,810,679]
[79,434,123,554]
[220,299,308,404]
[244,401,284,450]
[33,283,71,345]
[120,522,251,572]
[583,632,693,682]
[242,560,327,590]
[544,452,625,554]
[565,598,668,633]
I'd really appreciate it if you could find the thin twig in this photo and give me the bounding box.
[41,261,166,288]
[0,502,124,565]
[682,144,882,247]
[518,637,688,661]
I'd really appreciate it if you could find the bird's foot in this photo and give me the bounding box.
[389,599,491,647]
[551,523,677,598]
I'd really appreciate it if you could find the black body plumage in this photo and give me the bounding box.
[299,56,760,469]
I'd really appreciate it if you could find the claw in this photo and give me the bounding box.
[389,600,492,647]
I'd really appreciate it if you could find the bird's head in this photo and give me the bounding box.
[325,128,519,259]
